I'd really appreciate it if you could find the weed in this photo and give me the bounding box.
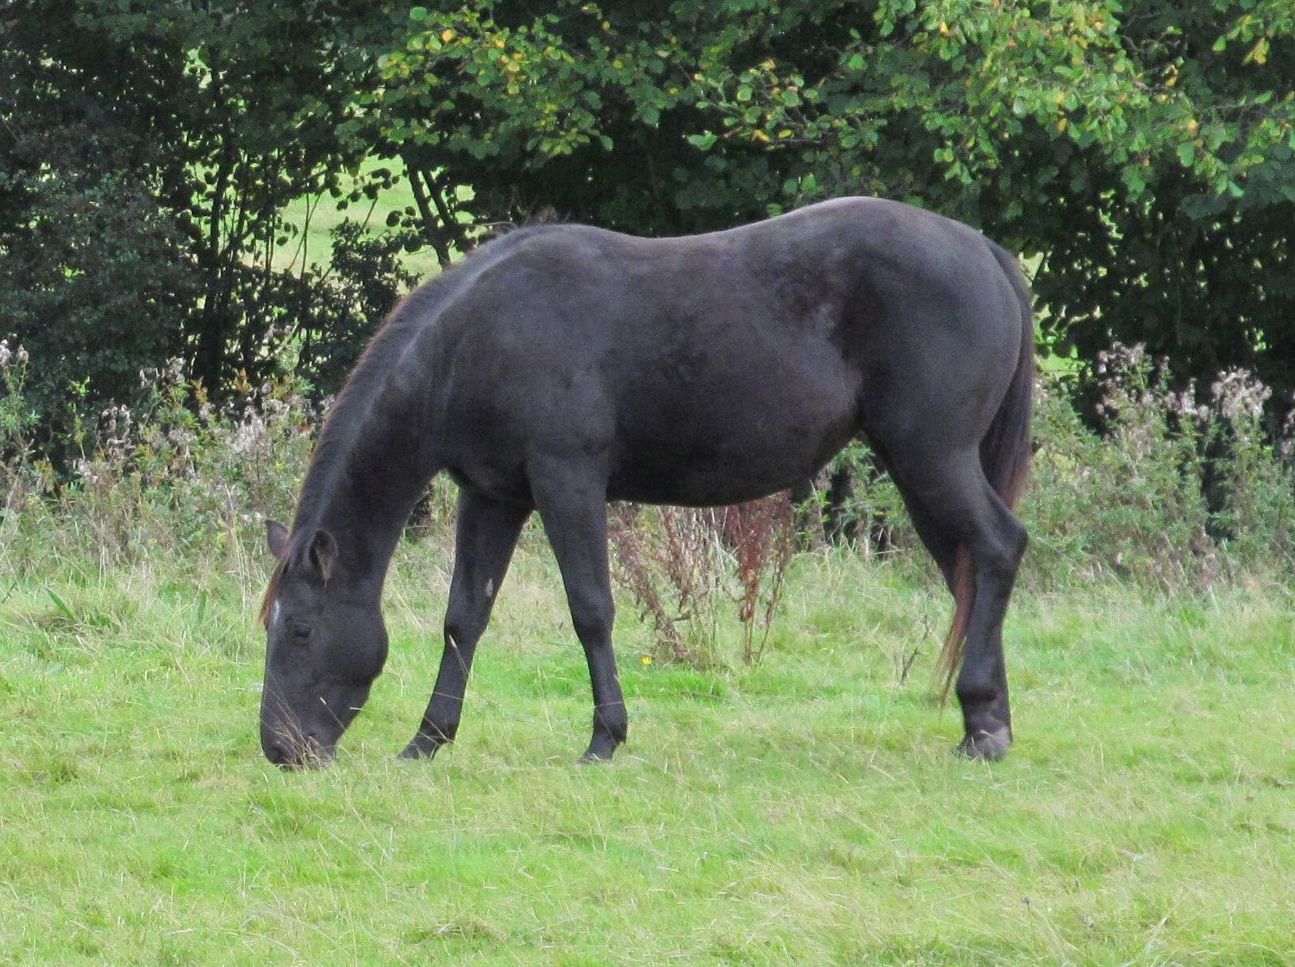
[607,503,723,666]
[608,494,798,667]
[720,493,797,665]
[2,336,1294,665]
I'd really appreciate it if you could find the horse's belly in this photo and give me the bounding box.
[607,397,856,507]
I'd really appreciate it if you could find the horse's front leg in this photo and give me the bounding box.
[530,462,626,763]
[401,488,531,759]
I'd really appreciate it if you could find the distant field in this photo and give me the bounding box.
[279,162,467,283]
[1,532,1292,965]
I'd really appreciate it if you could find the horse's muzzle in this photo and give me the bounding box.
[261,727,335,769]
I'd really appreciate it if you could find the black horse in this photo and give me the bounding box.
[260,197,1033,768]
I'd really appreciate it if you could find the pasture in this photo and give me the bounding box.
[6,4,1294,962]
[2,532,1292,965]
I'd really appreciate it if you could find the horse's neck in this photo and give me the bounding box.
[298,381,439,595]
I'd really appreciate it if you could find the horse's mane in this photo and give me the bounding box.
[259,224,560,622]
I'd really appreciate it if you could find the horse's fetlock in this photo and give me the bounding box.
[956,677,1006,713]
[595,703,628,743]
[420,718,457,746]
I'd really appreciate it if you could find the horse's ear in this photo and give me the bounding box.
[307,528,338,583]
[266,520,290,560]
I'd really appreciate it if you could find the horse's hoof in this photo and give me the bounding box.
[956,726,1012,761]
[398,735,443,760]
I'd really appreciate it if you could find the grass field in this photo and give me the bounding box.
[2,527,1292,965]
[278,163,462,282]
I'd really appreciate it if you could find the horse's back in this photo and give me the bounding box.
[423,199,1027,505]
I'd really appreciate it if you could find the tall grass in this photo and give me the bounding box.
[3,337,1293,656]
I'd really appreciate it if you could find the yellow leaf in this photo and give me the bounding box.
[441,29,455,43]
[1245,37,1269,65]
[752,129,770,142]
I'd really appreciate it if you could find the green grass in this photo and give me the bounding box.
[2,534,1293,965]
[277,161,465,282]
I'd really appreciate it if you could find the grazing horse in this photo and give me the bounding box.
[259,197,1033,768]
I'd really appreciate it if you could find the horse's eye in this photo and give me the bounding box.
[286,621,313,645]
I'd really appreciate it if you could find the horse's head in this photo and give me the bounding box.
[259,520,388,767]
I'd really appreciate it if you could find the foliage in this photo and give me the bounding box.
[367,0,1295,407]
[828,344,1295,591]
[4,0,1293,454]
[688,0,1295,398]
[290,221,423,397]
[0,339,48,523]
[1032,345,1294,586]
[0,106,197,460]
[0,0,415,452]
[0,346,319,578]
[4,331,1291,649]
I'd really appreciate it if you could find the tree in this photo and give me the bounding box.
[368,0,1295,406]
[3,0,1292,454]
[0,0,413,457]
[0,12,196,454]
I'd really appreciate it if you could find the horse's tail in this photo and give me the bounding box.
[937,242,1035,700]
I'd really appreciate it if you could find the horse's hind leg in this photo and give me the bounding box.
[529,461,627,763]
[888,449,1028,759]
[953,487,1027,759]
[401,488,531,759]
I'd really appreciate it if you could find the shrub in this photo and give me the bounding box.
[3,333,1292,664]
[0,342,320,578]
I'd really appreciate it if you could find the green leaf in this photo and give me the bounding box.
[47,588,75,621]
[410,6,428,21]
[688,132,718,151]
[1177,143,1196,167]
[1121,166,1147,195]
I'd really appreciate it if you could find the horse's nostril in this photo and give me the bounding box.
[264,739,288,765]
[263,733,302,767]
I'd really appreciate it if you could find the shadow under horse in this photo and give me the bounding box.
[259,196,1034,768]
